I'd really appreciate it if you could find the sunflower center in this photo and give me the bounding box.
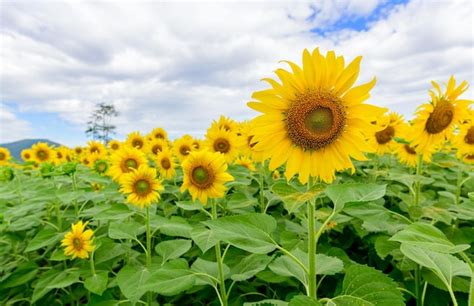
[155,133,164,139]
[75,148,82,154]
[125,158,138,169]
[191,166,214,188]
[25,153,30,158]
[404,144,417,155]
[152,145,162,154]
[132,139,143,148]
[287,90,345,150]
[193,142,200,149]
[161,158,171,170]
[375,126,395,144]
[180,145,190,156]
[425,101,454,134]
[57,152,63,159]
[37,150,47,160]
[73,238,82,249]
[96,162,107,172]
[464,127,474,145]
[214,138,230,153]
[91,147,99,154]
[0,152,5,160]
[111,143,119,150]
[135,179,151,195]
[466,154,474,160]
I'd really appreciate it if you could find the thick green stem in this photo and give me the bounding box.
[212,201,228,306]
[146,207,152,305]
[90,252,96,276]
[414,154,423,206]
[415,266,422,306]
[307,200,317,299]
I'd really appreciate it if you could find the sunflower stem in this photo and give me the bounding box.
[71,173,79,216]
[307,199,317,299]
[414,154,424,206]
[211,201,228,306]
[89,251,96,276]
[55,201,62,231]
[415,265,422,306]
[145,206,152,305]
[258,164,265,213]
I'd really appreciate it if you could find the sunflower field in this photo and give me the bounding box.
[0,48,473,306]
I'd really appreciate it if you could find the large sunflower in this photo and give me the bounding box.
[180,150,234,204]
[368,112,404,155]
[247,48,385,183]
[409,76,471,155]
[173,135,195,161]
[155,147,176,179]
[31,142,54,164]
[61,221,95,259]
[205,125,242,163]
[126,132,146,150]
[0,147,11,165]
[119,165,163,208]
[109,146,148,181]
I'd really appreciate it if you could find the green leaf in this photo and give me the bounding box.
[390,222,470,253]
[94,238,128,264]
[400,244,471,291]
[85,204,134,221]
[84,271,108,296]
[0,262,38,289]
[155,239,192,263]
[146,259,195,296]
[231,254,273,281]
[344,202,408,234]
[227,191,258,209]
[204,213,277,254]
[324,183,386,212]
[25,227,63,252]
[159,216,193,238]
[374,235,399,259]
[289,295,321,306]
[328,264,404,306]
[272,182,322,214]
[191,226,217,253]
[176,200,202,211]
[108,220,144,240]
[116,264,154,302]
[243,300,288,306]
[32,269,81,303]
[191,258,230,286]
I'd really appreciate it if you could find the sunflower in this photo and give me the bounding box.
[126,132,146,150]
[192,138,204,151]
[247,48,386,183]
[395,124,431,168]
[54,147,71,165]
[173,135,195,161]
[87,141,107,157]
[239,121,265,162]
[235,155,256,171]
[31,142,54,164]
[453,120,474,161]
[368,112,404,155]
[108,140,122,151]
[205,125,242,163]
[409,76,472,155]
[180,150,234,204]
[109,146,148,181]
[155,148,176,179]
[21,149,33,162]
[146,138,168,157]
[119,165,163,208]
[148,127,168,141]
[94,159,109,175]
[211,115,238,133]
[74,146,84,156]
[61,221,95,259]
[0,147,11,165]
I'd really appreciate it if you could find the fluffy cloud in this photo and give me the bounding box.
[0,0,472,144]
[0,104,32,143]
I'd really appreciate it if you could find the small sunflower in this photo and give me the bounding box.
[61,221,95,259]
[235,155,256,171]
[126,132,146,150]
[0,147,11,165]
[395,124,431,168]
[155,148,176,179]
[74,146,84,156]
[31,142,54,164]
[148,127,168,141]
[94,159,109,175]
[180,150,234,204]
[239,121,265,162]
[54,147,71,165]
[109,146,148,181]
[368,112,404,155]
[108,140,122,151]
[192,138,204,151]
[205,126,242,163]
[409,76,472,155]
[211,115,238,133]
[247,48,386,183]
[119,165,163,208]
[21,149,33,162]
[87,141,107,157]
[173,135,195,161]
[453,120,474,161]
[146,138,168,157]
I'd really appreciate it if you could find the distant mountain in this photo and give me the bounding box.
[0,139,61,160]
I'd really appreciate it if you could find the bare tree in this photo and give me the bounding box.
[85,103,119,144]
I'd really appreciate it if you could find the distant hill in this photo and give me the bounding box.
[0,139,61,160]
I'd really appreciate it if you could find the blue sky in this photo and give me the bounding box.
[0,0,472,146]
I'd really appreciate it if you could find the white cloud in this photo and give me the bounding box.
[0,104,32,143]
[0,0,472,144]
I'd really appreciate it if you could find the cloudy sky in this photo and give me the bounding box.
[1,0,473,146]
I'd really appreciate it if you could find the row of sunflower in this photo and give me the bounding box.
[0,48,472,306]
